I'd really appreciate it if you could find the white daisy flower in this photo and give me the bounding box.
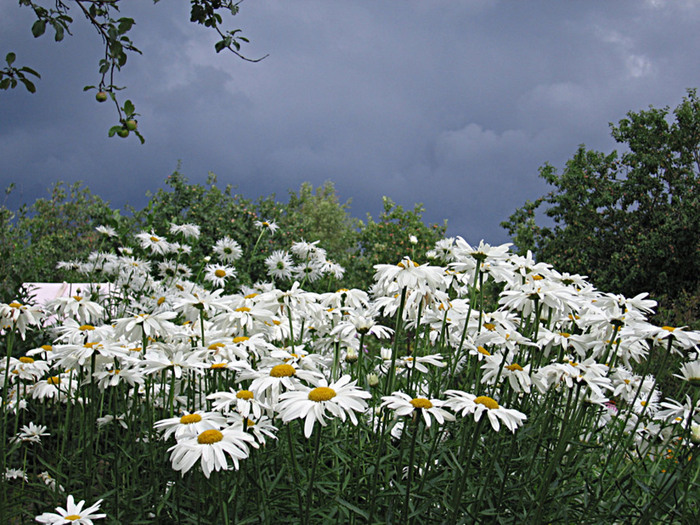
[265,250,294,280]
[113,311,177,341]
[135,231,174,256]
[444,390,527,433]
[154,411,228,441]
[254,219,279,234]
[213,237,243,263]
[276,375,371,438]
[204,263,237,288]
[5,468,28,482]
[168,426,258,477]
[381,391,455,428]
[207,388,269,420]
[35,494,106,524]
[247,363,320,406]
[95,225,117,237]
[0,301,44,340]
[675,360,700,387]
[12,422,50,444]
[169,223,201,239]
[229,412,279,445]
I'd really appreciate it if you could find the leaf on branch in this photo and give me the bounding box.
[117,18,135,34]
[20,78,36,93]
[123,100,135,117]
[108,125,122,137]
[52,21,65,42]
[20,66,40,78]
[31,20,46,38]
[6,53,16,66]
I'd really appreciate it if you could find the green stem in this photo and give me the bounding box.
[402,415,421,524]
[449,417,484,522]
[304,427,322,524]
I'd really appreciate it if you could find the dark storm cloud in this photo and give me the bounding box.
[3,0,700,243]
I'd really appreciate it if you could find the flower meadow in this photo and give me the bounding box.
[2,222,700,524]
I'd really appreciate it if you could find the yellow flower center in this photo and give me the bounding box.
[211,363,227,369]
[559,332,571,338]
[410,397,433,410]
[505,363,524,371]
[483,323,496,331]
[475,396,499,410]
[197,429,223,444]
[270,364,296,377]
[72,295,83,301]
[236,307,251,312]
[157,296,166,305]
[233,336,250,343]
[262,221,270,227]
[150,236,160,242]
[532,275,544,281]
[308,387,337,402]
[661,326,675,332]
[47,376,61,385]
[244,293,258,299]
[208,342,225,350]
[19,356,34,364]
[41,345,52,351]
[477,346,491,356]
[79,324,95,331]
[180,414,203,425]
[237,390,254,400]
[215,269,227,278]
[64,515,82,521]
[8,302,21,308]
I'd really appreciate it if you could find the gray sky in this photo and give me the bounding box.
[2,0,700,243]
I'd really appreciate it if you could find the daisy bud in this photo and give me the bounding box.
[691,423,700,445]
[345,348,358,363]
[367,373,379,388]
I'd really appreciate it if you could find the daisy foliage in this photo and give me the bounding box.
[1,220,699,524]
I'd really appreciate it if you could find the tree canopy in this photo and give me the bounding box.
[1,1,265,142]
[502,89,700,323]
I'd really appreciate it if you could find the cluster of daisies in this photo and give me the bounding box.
[2,223,700,522]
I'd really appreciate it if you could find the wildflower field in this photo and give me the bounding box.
[2,221,699,524]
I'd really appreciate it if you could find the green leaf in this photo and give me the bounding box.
[108,125,122,137]
[6,52,16,66]
[117,18,135,34]
[123,99,135,117]
[336,497,369,519]
[53,22,65,42]
[0,78,11,90]
[20,77,36,93]
[31,20,46,38]
[19,66,40,78]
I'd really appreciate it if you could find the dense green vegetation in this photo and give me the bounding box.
[1,172,446,302]
[503,89,700,328]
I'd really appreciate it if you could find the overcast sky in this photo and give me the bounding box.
[2,0,700,243]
